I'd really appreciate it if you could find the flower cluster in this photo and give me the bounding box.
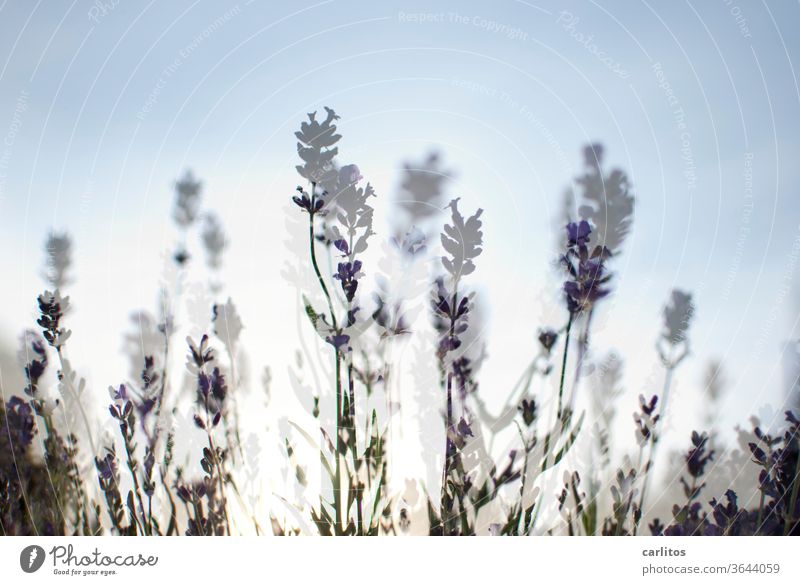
[187,335,227,430]
[572,143,635,255]
[561,220,612,315]
[5,111,800,541]
[95,447,127,533]
[4,397,36,450]
[294,107,341,188]
[658,289,694,367]
[21,331,49,415]
[633,394,660,447]
[37,290,72,348]
[432,199,483,358]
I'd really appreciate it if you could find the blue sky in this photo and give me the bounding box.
[1,0,800,449]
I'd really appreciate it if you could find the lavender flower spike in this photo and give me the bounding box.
[561,220,612,315]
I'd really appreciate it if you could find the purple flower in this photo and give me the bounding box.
[325,334,351,353]
[567,220,592,247]
[187,334,214,372]
[457,418,474,438]
[561,221,612,314]
[686,431,713,478]
[36,290,71,347]
[292,186,324,214]
[4,396,36,449]
[519,398,537,427]
[333,260,362,302]
[108,384,133,421]
[209,367,227,402]
[634,394,659,446]
[538,329,558,354]
[95,451,118,482]
[332,239,348,255]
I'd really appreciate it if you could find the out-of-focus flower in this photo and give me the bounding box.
[395,151,452,225]
[574,143,635,255]
[685,431,714,479]
[95,450,118,483]
[173,170,202,227]
[294,107,341,186]
[43,231,72,289]
[658,289,695,368]
[20,330,48,401]
[4,396,36,449]
[441,198,483,281]
[212,298,243,353]
[202,213,227,269]
[538,329,558,354]
[662,289,694,345]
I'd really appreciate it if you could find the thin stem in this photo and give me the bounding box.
[556,313,574,419]
[55,346,96,455]
[440,286,460,535]
[306,186,346,534]
[784,449,800,535]
[637,364,674,523]
[442,371,454,534]
[334,355,343,533]
[206,428,231,535]
[568,309,594,414]
[307,190,337,332]
[120,426,149,535]
[755,443,773,534]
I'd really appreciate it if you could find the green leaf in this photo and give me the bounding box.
[289,421,336,481]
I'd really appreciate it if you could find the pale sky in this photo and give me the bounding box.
[1,0,800,470]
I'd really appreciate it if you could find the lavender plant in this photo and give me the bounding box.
[1,109,798,538]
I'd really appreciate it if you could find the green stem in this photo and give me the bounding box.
[556,314,574,419]
[637,364,674,525]
[306,185,346,534]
